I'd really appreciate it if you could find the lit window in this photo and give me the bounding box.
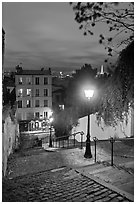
[44,100,48,107]
[44,89,48,96]
[35,77,39,85]
[18,100,22,108]
[26,100,31,108]
[59,104,64,110]
[27,89,31,96]
[35,89,39,97]
[19,77,23,84]
[44,77,48,85]
[35,100,39,107]
[18,89,23,97]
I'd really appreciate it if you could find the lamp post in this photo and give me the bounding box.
[49,117,53,147]
[84,89,94,158]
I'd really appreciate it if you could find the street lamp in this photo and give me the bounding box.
[84,89,94,158]
[49,117,53,147]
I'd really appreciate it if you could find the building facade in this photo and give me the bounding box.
[15,67,52,121]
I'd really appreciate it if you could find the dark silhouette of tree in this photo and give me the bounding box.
[70,2,134,58]
[53,107,79,137]
[65,64,100,117]
[96,41,134,126]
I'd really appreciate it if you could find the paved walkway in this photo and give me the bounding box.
[2,146,134,202]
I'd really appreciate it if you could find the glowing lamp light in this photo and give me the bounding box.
[84,89,94,99]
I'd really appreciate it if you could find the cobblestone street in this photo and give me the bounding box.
[3,166,131,202]
[2,146,134,202]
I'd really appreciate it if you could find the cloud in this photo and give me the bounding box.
[3,2,117,72]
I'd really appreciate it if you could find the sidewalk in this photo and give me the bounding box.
[43,144,134,198]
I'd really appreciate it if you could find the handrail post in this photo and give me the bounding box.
[81,131,84,149]
[74,134,76,147]
[109,137,115,166]
[93,137,98,163]
[52,138,54,147]
[67,136,69,148]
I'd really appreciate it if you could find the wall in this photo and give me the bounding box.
[2,107,20,177]
[72,109,134,142]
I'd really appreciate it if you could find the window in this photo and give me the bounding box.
[19,77,22,84]
[44,77,48,85]
[18,89,23,97]
[35,89,39,97]
[35,112,39,118]
[18,100,22,108]
[44,89,48,96]
[59,104,64,110]
[26,100,31,108]
[26,77,31,84]
[27,89,31,96]
[44,100,48,107]
[35,100,39,107]
[35,77,39,85]
[44,111,48,118]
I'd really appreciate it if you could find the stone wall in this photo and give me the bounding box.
[2,106,20,177]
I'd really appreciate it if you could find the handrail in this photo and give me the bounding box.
[93,137,134,142]
[54,131,84,141]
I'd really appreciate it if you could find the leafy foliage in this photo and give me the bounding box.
[70,2,134,57]
[53,107,79,137]
[96,41,134,126]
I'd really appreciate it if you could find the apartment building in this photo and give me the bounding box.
[15,67,52,121]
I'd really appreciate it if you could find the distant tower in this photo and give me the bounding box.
[100,65,104,75]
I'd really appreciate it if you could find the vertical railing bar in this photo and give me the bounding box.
[110,137,115,166]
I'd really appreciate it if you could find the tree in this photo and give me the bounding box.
[70,2,134,58]
[65,64,97,116]
[96,41,134,126]
[70,2,134,127]
[53,107,79,137]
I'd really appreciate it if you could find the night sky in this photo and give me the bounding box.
[3,2,119,72]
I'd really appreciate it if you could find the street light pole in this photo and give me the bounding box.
[48,116,53,148]
[84,89,94,158]
[49,126,52,147]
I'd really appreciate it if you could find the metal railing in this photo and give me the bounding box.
[51,134,134,167]
[52,131,85,149]
[93,137,134,167]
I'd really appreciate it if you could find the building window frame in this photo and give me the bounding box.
[44,111,48,118]
[26,77,31,85]
[44,88,48,97]
[18,100,22,108]
[27,88,31,96]
[44,100,48,107]
[35,100,40,107]
[35,89,39,97]
[35,112,40,118]
[18,88,23,97]
[44,77,48,85]
[26,100,31,108]
[35,77,39,85]
[19,77,23,84]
